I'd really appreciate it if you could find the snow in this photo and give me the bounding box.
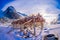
[0,23,11,27]
[0,24,60,40]
[0,27,34,40]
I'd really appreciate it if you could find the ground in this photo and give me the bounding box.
[0,24,60,40]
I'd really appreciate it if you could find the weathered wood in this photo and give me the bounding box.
[9,13,45,38]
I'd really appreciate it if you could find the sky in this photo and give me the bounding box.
[0,0,60,14]
[0,0,60,24]
[1,0,60,13]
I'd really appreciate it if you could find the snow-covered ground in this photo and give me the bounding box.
[41,24,60,40]
[0,22,11,27]
[0,27,34,40]
[0,24,60,40]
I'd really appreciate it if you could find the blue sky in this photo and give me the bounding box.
[56,0,60,9]
[0,0,60,10]
[0,0,14,10]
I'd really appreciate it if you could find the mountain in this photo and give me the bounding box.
[0,6,28,23]
[56,14,60,24]
[0,6,27,19]
[3,6,20,19]
[17,12,27,17]
[57,14,60,21]
[0,10,4,18]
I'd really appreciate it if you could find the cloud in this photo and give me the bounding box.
[2,0,60,23]
[2,0,60,14]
